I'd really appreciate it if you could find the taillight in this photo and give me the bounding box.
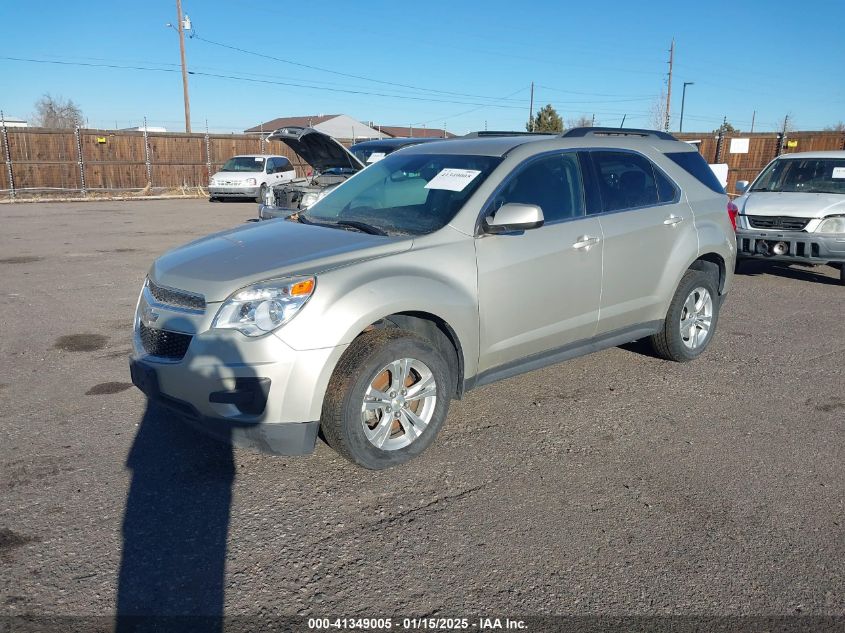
[727,200,739,231]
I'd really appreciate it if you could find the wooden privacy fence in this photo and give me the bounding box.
[0,126,311,196]
[1,126,843,198]
[676,131,845,193]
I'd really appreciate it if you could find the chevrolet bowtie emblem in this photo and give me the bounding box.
[141,305,160,326]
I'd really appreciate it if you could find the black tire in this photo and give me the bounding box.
[320,329,452,469]
[649,269,721,362]
[209,196,219,202]
[255,184,267,203]
[734,258,745,274]
[839,264,845,286]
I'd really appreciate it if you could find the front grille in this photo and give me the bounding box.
[747,215,809,231]
[146,279,205,311]
[139,323,192,360]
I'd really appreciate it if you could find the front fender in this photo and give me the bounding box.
[275,238,480,380]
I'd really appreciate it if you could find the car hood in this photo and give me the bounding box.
[267,126,365,173]
[149,220,411,302]
[738,191,845,219]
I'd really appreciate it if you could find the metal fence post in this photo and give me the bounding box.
[143,117,152,187]
[714,127,725,164]
[1,111,15,200]
[205,120,212,185]
[75,126,86,195]
[259,123,265,154]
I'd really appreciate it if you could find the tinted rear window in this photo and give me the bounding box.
[666,151,725,194]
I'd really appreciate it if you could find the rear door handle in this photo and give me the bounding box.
[664,214,685,225]
[573,235,601,250]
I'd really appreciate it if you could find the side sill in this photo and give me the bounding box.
[465,321,662,392]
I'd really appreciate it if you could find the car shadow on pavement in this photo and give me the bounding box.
[115,401,234,632]
[736,260,842,286]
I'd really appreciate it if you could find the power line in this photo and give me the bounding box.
[192,35,530,104]
[0,56,529,110]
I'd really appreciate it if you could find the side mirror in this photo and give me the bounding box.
[735,180,750,194]
[484,203,544,234]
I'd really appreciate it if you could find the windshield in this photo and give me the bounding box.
[221,156,265,172]
[303,153,502,236]
[751,157,845,194]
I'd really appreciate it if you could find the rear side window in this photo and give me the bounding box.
[666,151,725,194]
[590,151,660,212]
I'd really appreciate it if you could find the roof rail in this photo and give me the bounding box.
[562,127,677,141]
[462,130,554,138]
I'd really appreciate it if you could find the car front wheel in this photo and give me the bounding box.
[321,329,452,469]
[650,269,721,362]
[255,183,267,203]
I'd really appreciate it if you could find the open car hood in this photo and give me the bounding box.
[268,126,365,173]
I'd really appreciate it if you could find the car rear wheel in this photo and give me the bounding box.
[650,269,720,362]
[321,329,452,469]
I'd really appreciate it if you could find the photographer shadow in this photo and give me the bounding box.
[116,336,263,631]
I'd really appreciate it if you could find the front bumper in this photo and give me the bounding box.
[130,357,320,455]
[257,203,295,221]
[736,228,845,264]
[130,288,348,455]
[209,185,261,198]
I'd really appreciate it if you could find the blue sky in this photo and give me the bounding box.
[1,0,843,134]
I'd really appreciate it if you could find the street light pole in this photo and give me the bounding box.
[176,0,191,133]
[679,81,694,133]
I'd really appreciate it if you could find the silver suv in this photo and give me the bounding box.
[130,128,736,469]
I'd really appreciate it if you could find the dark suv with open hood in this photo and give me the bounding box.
[258,126,366,220]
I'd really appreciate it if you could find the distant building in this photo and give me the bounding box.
[1,115,28,128]
[119,126,168,133]
[245,114,384,142]
[376,125,455,139]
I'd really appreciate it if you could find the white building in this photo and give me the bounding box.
[1,115,28,128]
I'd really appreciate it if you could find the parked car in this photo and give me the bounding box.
[209,154,295,202]
[257,127,365,220]
[349,136,442,165]
[130,127,735,469]
[734,151,845,284]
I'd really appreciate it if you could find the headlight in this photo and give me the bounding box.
[817,215,845,234]
[209,178,217,186]
[212,277,315,337]
[263,186,275,206]
[300,190,328,210]
[245,178,257,186]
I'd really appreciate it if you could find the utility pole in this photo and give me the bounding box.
[665,38,674,132]
[528,81,535,131]
[591,113,596,126]
[176,0,191,133]
[750,110,756,133]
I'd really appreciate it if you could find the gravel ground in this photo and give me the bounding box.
[0,200,842,627]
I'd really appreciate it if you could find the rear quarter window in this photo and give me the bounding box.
[666,151,725,194]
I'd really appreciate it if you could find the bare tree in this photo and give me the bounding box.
[32,94,84,129]
[649,92,667,130]
[823,122,845,132]
[567,114,594,129]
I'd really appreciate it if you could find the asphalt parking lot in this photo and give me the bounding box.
[0,199,843,624]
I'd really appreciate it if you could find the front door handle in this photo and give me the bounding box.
[663,214,685,225]
[573,235,601,250]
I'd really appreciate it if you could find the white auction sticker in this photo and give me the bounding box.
[424,168,482,192]
[832,166,845,179]
[366,152,386,163]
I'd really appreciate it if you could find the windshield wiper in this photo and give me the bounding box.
[334,220,388,236]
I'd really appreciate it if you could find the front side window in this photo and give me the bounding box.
[277,157,292,172]
[305,153,501,236]
[752,158,845,194]
[591,151,660,212]
[221,156,265,172]
[490,152,584,223]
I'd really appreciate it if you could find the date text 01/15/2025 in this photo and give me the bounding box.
[307,617,528,630]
